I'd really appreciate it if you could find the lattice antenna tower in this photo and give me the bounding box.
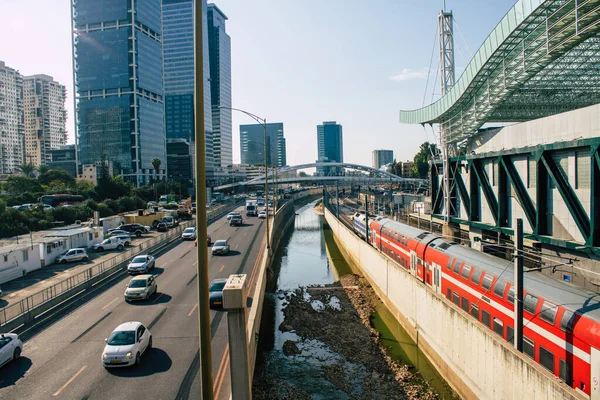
[438,4,455,223]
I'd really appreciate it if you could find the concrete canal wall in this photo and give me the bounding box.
[324,207,583,400]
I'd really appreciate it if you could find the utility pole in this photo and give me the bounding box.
[365,186,369,244]
[335,180,339,219]
[193,1,213,398]
[514,218,524,352]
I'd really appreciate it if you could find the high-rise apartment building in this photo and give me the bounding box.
[316,121,343,175]
[73,0,166,186]
[162,0,218,184]
[240,123,286,167]
[372,149,393,169]
[23,75,67,167]
[0,61,24,174]
[207,3,232,168]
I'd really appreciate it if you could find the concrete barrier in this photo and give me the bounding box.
[324,207,584,400]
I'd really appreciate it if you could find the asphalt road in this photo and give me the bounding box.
[0,206,266,400]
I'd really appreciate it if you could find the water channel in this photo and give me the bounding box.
[254,199,455,399]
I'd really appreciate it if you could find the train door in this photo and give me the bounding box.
[424,262,433,287]
[592,347,600,399]
[432,263,442,293]
[416,257,424,282]
[410,250,417,277]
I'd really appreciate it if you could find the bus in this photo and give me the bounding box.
[39,194,84,207]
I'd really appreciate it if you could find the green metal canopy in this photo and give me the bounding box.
[399,0,600,145]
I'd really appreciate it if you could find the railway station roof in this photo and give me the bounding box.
[399,0,600,146]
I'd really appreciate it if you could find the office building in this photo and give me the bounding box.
[240,123,286,167]
[48,145,77,177]
[162,0,216,183]
[166,139,192,185]
[74,0,166,186]
[23,75,67,168]
[316,121,343,175]
[207,3,232,168]
[372,149,393,169]
[0,61,24,174]
[400,161,414,178]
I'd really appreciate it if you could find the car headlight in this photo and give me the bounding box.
[126,352,133,359]
[103,353,108,359]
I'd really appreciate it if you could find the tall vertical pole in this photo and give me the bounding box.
[263,120,270,252]
[335,180,339,219]
[514,218,524,352]
[69,1,79,184]
[365,186,369,244]
[194,1,213,398]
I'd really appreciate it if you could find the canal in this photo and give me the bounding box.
[253,200,456,399]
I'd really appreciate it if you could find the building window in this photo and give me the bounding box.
[523,337,535,359]
[539,346,555,373]
[22,250,28,262]
[481,309,491,328]
[493,317,504,337]
[47,245,51,254]
[470,304,479,319]
[2,254,7,262]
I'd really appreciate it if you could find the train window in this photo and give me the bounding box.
[461,266,471,280]
[493,317,504,337]
[461,297,469,312]
[507,286,515,304]
[453,293,460,306]
[453,262,461,275]
[417,258,422,266]
[470,304,479,319]
[493,280,507,298]
[506,325,514,342]
[482,275,493,291]
[560,309,575,333]
[470,269,482,285]
[446,288,452,300]
[523,337,535,359]
[559,359,572,385]
[523,293,539,314]
[540,301,558,325]
[447,258,453,270]
[481,309,491,328]
[438,242,452,250]
[539,346,555,373]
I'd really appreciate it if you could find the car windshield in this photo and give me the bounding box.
[107,330,135,346]
[102,239,110,244]
[132,256,147,263]
[184,228,195,233]
[214,240,227,247]
[209,281,227,291]
[129,279,147,288]
[0,336,12,349]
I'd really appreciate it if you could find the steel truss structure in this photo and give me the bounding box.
[399,0,600,147]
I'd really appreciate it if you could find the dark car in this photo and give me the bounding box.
[229,215,243,226]
[157,222,168,232]
[209,278,228,311]
[118,223,147,237]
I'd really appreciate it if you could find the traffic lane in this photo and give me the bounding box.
[0,210,254,399]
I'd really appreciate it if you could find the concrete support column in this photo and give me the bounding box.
[469,227,483,251]
[223,274,251,400]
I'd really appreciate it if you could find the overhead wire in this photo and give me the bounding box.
[422,27,439,107]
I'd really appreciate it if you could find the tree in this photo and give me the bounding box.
[412,142,438,179]
[298,171,308,177]
[4,176,43,195]
[37,165,50,174]
[38,169,75,187]
[151,158,161,181]
[15,163,37,178]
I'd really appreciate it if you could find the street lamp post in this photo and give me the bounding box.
[219,106,271,252]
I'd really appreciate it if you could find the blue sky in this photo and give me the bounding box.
[0,0,516,167]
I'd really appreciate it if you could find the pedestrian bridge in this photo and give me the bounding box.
[214,162,427,191]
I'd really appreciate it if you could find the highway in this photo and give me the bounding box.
[0,206,266,400]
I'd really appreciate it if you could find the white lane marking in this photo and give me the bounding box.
[188,303,198,317]
[53,365,86,396]
[102,297,118,310]
[234,245,239,250]
[244,232,247,236]
[219,265,225,272]
[193,261,197,267]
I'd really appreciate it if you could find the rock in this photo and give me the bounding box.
[279,323,294,332]
[282,340,300,356]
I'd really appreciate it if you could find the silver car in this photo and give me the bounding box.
[211,240,230,255]
[56,248,89,264]
[127,255,155,275]
[124,275,157,301]
[0,333,23,368]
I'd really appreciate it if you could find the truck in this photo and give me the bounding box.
[245,200,257,217]
[159,194,177,204]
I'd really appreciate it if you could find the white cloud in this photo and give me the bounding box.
[389,68,429,81]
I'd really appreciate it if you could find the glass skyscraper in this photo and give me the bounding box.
[73,0,166,186]
[317,121,343,175]
[162,0,216,182]
[207,4,232,168]
[240,123,286,167]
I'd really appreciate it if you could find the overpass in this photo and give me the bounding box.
[214,162,427,191]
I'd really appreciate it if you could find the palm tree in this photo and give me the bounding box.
[16,163,36,178]
[151,158,161,181]
[37,165,50,174]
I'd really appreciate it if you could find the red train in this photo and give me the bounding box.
[352,213,600,397]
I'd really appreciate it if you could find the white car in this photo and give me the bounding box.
[102,322,152,367]
[211,240,230,255]
[0,333,23,368]
[112,234,132,246]
[258,211,267,219]
[124,275,157,301]
[226,212,241,221]
[93,237,125,252]
[127,255,155,275]
[181,227,196,240]
[56,248,89,264]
